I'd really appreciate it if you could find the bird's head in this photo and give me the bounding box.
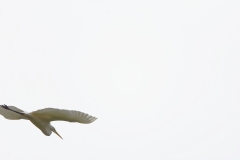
[50,126,63,140]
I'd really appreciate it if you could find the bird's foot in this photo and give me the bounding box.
[0,104,9,110]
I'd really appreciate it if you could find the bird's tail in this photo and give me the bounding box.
[0,105,27,120]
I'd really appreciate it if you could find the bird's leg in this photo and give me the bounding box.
[0,104,24,115]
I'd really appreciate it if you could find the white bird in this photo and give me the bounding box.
[0,104,97,139]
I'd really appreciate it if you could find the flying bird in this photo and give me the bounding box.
[0,104,97,139]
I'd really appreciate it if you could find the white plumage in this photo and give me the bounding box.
[0,104,97,139]
[0,105,26,120]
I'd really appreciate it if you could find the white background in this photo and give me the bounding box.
[0,0,240,159]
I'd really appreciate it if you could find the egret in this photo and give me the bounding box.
[0,104,97,139]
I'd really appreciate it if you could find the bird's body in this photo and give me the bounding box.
[28,113,52,136]
[0,104,97,139]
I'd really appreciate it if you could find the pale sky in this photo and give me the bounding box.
[0,0,240,159]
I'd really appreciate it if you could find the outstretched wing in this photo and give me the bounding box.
[31,108,97,123]
[0,105,26,120]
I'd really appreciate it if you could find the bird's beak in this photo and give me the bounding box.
[53,130,63,140]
